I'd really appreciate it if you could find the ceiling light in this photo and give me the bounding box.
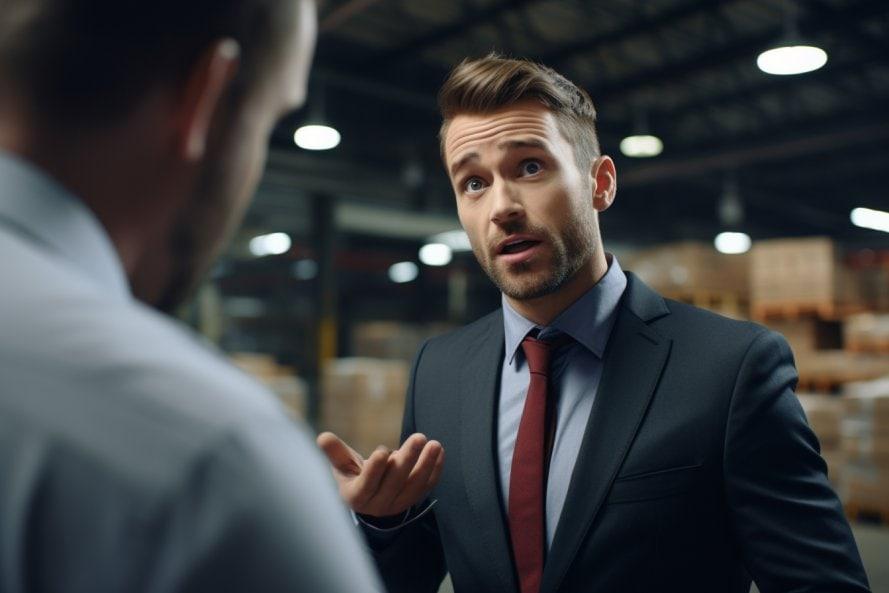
[293,124,341,151]
[714,232,751,255]
[249,232,291,257]
[757,4,828,76]
[851,207,889,233]
[429,230,472,252]
[756,45,827,75]
[419,243,453,266]
[619,134,663,158]
[388,261,419,283]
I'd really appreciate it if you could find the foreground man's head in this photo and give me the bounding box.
[0,0,316,311]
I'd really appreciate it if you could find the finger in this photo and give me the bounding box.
[350,446,390,509]
[365,434,427,511]
[424,444,445,490]
[391,440,443,510]
[316,432,362,475]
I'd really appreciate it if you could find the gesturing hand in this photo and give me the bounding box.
[316,432,445,518]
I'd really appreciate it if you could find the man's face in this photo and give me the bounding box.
[156,0,317,313]
[444,101,600,301]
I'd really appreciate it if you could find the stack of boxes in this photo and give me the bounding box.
[230,352,308,419]
[841,377,889,515]
[626,241,749,318]
[351,321,456,362]
[750,237,861,319]
[319,358,409,457]
[845,313,889,353]
[797,394,844,485]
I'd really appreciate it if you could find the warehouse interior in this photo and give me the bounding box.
[179,0,889,590]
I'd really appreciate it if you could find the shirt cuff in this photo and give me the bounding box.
[353,499,438,544]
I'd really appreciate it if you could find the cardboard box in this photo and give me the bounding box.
[230,353,308,419]
[768,318,842,355]
[750,237,860,310]
[351,321,456,362]
[320,358,409,457]
[626,241,749,296]
[844,313,889,352]
[795,352,889,391]
[797,394,843,448]
[821,450,845,486]
[841,435,889,464]
[859,266,889,311]
[843,377,889,425]
[841,461,889,509]
[351,321,425,362]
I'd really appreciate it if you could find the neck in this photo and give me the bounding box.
[505,250,609,326]
[0,101,185,305]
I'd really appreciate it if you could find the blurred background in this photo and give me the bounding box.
[182,0,889,589]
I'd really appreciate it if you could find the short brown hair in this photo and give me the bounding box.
[438,53,600,170]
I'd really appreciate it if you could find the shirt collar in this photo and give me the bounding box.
[0,151,130,300]
[503,254,627,365]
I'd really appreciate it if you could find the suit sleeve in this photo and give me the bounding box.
[723,330,870,593]
[363,339,448,593]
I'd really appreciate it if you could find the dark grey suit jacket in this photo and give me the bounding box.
[370,273,869,593]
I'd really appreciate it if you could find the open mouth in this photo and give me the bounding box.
[500,239,540,255]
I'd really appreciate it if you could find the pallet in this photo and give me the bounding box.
[796,375,846,394]
[845,501,889,525]
[846,340,889,354]
[752,301,865,322]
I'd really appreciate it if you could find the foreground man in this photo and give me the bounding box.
[319,55,869,593]
[0,1,382,591]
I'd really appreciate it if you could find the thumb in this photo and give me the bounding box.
[316,431,363,475]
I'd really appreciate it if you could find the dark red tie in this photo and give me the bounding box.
[508,334,562,593]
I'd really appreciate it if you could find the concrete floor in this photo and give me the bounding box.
[436,523,889,593]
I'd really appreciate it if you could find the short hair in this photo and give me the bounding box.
[0,0,298,126]
[438,53,600,171]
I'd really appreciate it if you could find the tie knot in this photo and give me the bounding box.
[520,333,572,375]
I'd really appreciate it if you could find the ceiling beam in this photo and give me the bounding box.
[618,51,888,127]
[363,0,544,70]
[587,0,888,103]
[619,117,889,188]
[538,0,718,66]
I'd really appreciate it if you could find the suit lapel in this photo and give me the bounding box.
[459,312,518,592]
[541,276,672,593]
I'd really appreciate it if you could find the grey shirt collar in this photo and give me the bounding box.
[0,151,130,300]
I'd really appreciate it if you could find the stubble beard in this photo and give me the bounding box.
[478,217,595,301]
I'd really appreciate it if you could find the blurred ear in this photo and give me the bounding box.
[175,39,241,161]
[591,155,617,212]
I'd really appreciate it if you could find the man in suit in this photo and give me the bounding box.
[317,55,869,592]
[0,1,383,591]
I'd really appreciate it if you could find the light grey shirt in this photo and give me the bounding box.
[0,152,382,593]
[499,256,626,548]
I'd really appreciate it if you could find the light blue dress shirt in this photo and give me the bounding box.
[0,151,383,592]
[499,256,626,548]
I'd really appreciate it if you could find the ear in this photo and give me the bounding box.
[591,155,617,212]
[175,39,241,161]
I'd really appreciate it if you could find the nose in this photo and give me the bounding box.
[489,179,524,226]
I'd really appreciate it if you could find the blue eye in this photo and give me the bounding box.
[465,178,485,193]
[521,160,542,176]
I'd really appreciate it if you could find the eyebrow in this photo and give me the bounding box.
[449,139,548,177]
[450,152,479,177]
[496,138,547,152]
